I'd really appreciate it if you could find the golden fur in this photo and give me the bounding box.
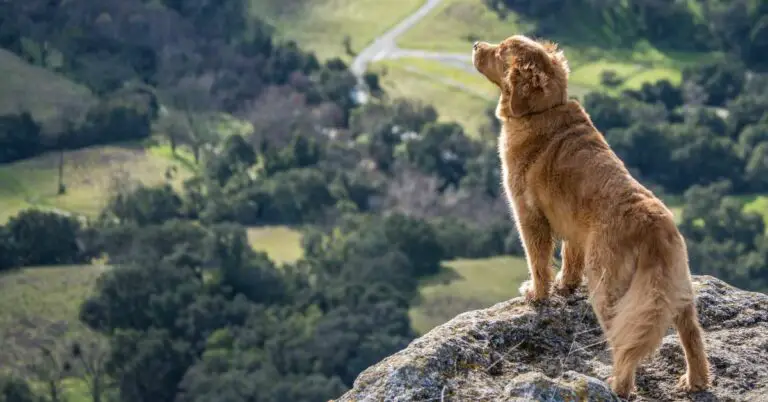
[472,35,710,398]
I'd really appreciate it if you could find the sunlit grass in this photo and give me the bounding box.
[0,144,193,222]
[409,256,529,334]
[247,226,304,264]
[372,60,494,138]
[397,0,532,53]
[251,0,424,61]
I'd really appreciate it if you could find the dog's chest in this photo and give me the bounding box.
[497,132,531,195]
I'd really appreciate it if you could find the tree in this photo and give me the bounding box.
[104,184,183,226]
[6,209,86,266]
[682,60,746,107]
[0,375,42,402]
[0,112,42,163]
[600,70,623,87]
[70,335,112,402]
[0,225,16,271]
[745,142,768,191]
[157,74,223,163]
[27,344,68,402]
[107,329,196,402]
[402,122,478,190]
[582,92,631,132]
[679,181,768,291]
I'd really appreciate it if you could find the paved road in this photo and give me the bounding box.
[351,0,448,77]
[350,0,480,102]
[348,0,592,102]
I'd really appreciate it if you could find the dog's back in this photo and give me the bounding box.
[499,99,668,242]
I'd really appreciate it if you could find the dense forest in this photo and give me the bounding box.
[1,0,768,401]
[486,0,768,70]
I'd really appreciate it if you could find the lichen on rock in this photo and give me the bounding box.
[333,276,768,401]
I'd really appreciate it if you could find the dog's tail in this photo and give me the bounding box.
[606,231,691,366]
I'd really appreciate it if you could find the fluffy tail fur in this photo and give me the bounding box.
[606,235,692,395]
[607,251,673,360]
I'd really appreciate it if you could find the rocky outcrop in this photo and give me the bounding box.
[335,276,768,401]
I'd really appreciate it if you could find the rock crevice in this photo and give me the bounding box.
[335,276,768,401]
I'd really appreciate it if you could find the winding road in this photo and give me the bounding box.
[350,0,479,103]
[347,0,602,102]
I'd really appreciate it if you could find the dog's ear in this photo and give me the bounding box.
[539,40,570,76]
[502,52,551,117]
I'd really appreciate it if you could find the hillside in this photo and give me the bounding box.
[264,0,717,136]
[0,144,193,222]
[0,49,96,132]
[250,0,424,62]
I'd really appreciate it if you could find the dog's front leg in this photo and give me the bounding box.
[512,202,555,302]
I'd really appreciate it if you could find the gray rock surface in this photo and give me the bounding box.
[334,275,768,401]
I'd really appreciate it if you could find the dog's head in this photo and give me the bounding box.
[472,35,569,119]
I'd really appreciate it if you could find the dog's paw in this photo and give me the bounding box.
[677,373,709,393]
[606,376,633,400]
[519,280,549,302]
[552,277,578,296]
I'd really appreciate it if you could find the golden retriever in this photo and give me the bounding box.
[471,35,710,398]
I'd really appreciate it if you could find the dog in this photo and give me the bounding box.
[471,34,710,398]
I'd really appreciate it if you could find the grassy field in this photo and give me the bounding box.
[372,60,494,137]
[247,226,305,264]
[409,256,530,334]
[394,0,712,97]
[0,49,95,131]
[392,57,499,98]
[0,264,108,368]
[0,143,194,222]
[397,0,533,53]
[250,0,423,61]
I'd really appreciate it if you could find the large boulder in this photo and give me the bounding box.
[334,276,768,401]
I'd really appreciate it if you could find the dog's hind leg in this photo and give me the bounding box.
[554,240,585,295]
[675,303,710,392]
